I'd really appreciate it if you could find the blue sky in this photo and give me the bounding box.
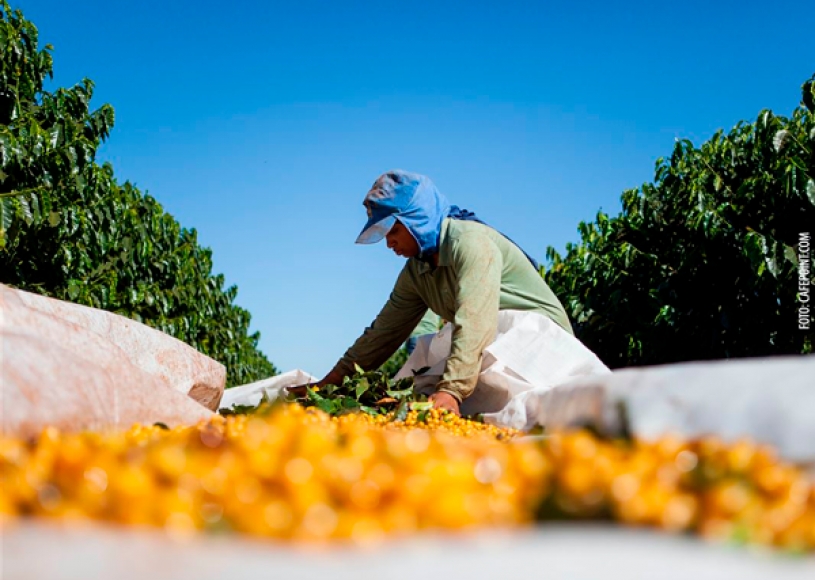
[18,0,815,377]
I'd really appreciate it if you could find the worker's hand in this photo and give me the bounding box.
[429,391,460,416]
[286,368,345,398]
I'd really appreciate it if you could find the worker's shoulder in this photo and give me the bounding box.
[444,218,495,242]
[441,220,502,265]
[444,220,508,256]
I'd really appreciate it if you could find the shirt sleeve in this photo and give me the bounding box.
[435,232,502,402]
[334,265,428,376]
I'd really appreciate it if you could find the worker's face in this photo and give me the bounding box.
[386,221,419,258]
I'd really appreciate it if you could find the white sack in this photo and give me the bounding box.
[496,355,815,464]
[1,283,225,436]
[1,330,214,437]
[219,369,317,410]
[4,284,226,410]
[395,310,611,418]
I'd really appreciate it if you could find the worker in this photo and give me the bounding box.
[299,170,588,416]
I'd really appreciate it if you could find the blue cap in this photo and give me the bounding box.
[356,170,451,259]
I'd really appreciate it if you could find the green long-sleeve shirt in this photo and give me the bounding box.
[334,218,573,401]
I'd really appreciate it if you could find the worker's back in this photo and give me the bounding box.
[405,218,574,335]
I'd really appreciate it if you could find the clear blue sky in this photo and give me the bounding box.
[18,0,815,378]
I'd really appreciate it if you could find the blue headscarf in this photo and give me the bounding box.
[356,170,539,269]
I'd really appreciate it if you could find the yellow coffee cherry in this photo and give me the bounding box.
[0,401,811,552]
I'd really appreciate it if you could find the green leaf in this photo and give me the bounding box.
[764,240,782,279]
[341,397,360,410]
[67,280,81,300]
[386,386,414,400]
[39,189,52,216]
[28,192,40,221]
[803,79,815,112]
[304,387,336,415]
[354,378,369,400]
[48,125,62,148]
[18,196,32,225]
[0,197,13,232]
[784,244,798,267]
[759,111,771,128]
[806,179,815,207]
[773,130,790,153]
[394,399,409,422]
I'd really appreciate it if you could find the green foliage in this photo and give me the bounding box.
[216,367,424,418]
[378,345,409,378]
[545,73,815,367]
[0,1,276,386]
[295,365,426,418]
[219,392,280,417]
[0,1,113,248]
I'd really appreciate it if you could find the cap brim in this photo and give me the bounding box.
[355,215,397,244]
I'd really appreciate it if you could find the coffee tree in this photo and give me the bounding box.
[545,74,815,367]
[0,1,276,386]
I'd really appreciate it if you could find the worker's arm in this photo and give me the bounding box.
[435,232,501,404]
[320,266,427,386]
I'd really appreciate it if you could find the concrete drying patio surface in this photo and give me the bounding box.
[4,521,814,580]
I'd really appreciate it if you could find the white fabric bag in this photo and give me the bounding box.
[219,369,317,410]
[4,284,226,410]
[1,284,219,436]
[394,310,611,426]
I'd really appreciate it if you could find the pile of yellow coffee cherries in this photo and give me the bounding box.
[0,402,812,551]
[339,407,520,440]
[0,404,545,543]
[542,431,815,551]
